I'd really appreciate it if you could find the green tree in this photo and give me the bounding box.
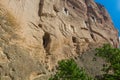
[95,44,120,80]
[49,59,93,80]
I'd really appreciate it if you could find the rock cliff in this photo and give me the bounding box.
[0,0,119,80]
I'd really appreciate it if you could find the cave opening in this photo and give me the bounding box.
[64,8,68,13]
[43,32,51,49]
[63,7,69,15]
[90,33,96,41]
[72,36,77,43]
[91,16,95,20]
[73,6,75,9]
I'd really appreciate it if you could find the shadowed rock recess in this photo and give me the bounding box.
[0,0,119,80]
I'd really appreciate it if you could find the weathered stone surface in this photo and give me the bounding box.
[0,0,119,80]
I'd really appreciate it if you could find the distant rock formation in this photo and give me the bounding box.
[0,0,119,80]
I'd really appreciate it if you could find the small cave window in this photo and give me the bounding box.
[63,7,69,15]
[91,16,94,20]
[64,8,68,13]
[73,6,75,9]
[90,34,96,41]
[38,24,42,28]
[91,16,96,22]
[103,15,108,21]
[72,36,77,43]
[43,32,51,49]
[91,34,94,39]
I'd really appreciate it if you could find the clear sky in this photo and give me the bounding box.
[95,0,120,35]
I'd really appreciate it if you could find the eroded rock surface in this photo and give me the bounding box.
[0,0,119,80]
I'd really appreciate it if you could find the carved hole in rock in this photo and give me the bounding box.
[90,34,95,41]
[103,15,108,21]
[73,6,75,9]
[63,7,68,15]
[12,68,15,72]
[38,24,42,28]
[74,56,77,60]
[91,16,95,22]
[64,8,67,13]
[72,36,77,43]
[91,16,94,20]
[43,32,51,54]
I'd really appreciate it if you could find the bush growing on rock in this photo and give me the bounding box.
[50,44,120,80]
[49,59,93,80]
[95,44,120,80]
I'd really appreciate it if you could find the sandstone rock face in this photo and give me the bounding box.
[0,0,119,80]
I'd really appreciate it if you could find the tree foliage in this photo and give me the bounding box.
[49,44,120,80]
[49,59,93,80]
[95,44,120,80]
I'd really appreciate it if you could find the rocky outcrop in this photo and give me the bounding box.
[0,0,119,80]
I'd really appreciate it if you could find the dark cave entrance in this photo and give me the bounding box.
[72,36,77,43]
[43,32,51,54]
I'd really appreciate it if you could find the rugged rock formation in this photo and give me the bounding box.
[0,0,119,80]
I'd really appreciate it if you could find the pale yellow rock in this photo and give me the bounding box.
[0,0,119,80]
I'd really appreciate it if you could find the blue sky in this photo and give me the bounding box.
[95,0,120,35]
